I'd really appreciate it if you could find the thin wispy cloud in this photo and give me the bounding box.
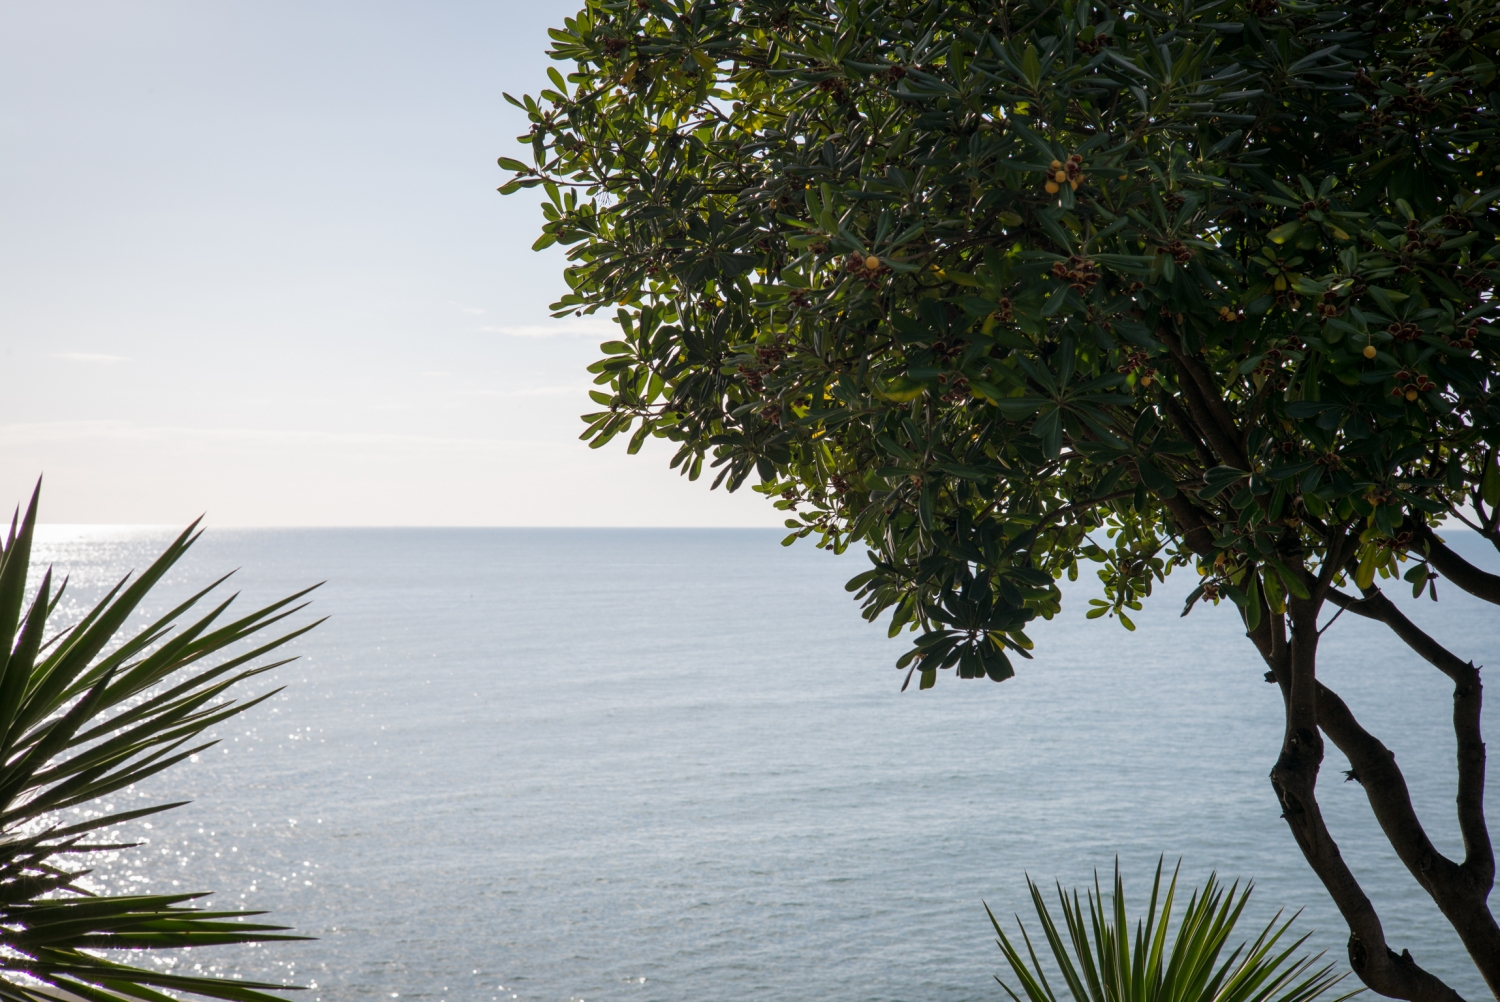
[460,385,582,398]
[478,316,619,338]
[54,352,127,365]
[0,420,552,453]
[450,301,487,315]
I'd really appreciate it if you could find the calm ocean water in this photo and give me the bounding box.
[26,526,1500,1002]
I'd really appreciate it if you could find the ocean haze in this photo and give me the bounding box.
[28,525,1498,1001]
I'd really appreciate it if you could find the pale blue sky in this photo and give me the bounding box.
[0,1,777,526]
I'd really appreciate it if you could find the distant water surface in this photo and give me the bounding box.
[27,527,1500,1001]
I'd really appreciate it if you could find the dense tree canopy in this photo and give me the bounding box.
[501,0,1500,997]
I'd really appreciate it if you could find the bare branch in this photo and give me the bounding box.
[1316,678,1500,997]
[1264,626,1465,1001]
[1410,521,1500,607]
[1324,587,1470,682]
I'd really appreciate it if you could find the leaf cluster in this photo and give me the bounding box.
[506,0,1500,680]
[0,486,316,1002]
[987,859,1358,1002]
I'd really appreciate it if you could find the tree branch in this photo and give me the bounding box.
[1157,491,1218,560]
[1410,521,1500,607]
[1157,331,1250,470]
[1324,584,1493,887]
[1252,605,1473,1001]
[1324,587,1469,682]
[1317,581,1498,994]
[1316,677,1500,998]
[1158,394,1218,472]
[1262,618,1465,1001]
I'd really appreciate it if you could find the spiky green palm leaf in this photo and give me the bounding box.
[987,860,1360,1002]
[0,484,320,1001]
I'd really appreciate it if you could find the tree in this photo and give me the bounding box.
[0,483,318,1001]
[501,0,1500,996]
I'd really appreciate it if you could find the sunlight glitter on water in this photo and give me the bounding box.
[19,526,1500,1001]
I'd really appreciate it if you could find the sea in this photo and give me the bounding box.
[25,526,1500,1002]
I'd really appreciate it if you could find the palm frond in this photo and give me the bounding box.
[986,859,1361,1002]
[0,482,318,1001]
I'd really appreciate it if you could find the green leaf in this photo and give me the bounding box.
[1199,466,1247,499]
[967,379,1009,404]
[1267,221,1301,244]
[1021,44,1042,88]
[1365,286,1408,317]
[1483,451,1500,507]
[1266,558,1311,600]
[1134,457,1178,498]
[994,395,1048,418]
[877,376,927,402]
[1355,544,1381,590]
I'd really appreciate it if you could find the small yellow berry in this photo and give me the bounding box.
[864,255,880,270]
[1140,375,1153,386]
[1362,345,1377,358]
[1054,170,1068,183]
[1050,159,1062,169]
[1045,181,1060,194]
[1405,389,1419,401]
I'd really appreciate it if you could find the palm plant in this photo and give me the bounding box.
[988,861,1359,1002]
[0,483,320,1001]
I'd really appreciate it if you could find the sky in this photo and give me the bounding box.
[0,1,779,526]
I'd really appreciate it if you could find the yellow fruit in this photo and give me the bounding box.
[1045,181,1060,194]
[1363,345,1377,358]
[864,255,880,270]
[1140,375,1153,386]
[1406,389,1419,401]
[1050,159,1062,169]
[1054,170,1068,182]
[1069,178,1081,190]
